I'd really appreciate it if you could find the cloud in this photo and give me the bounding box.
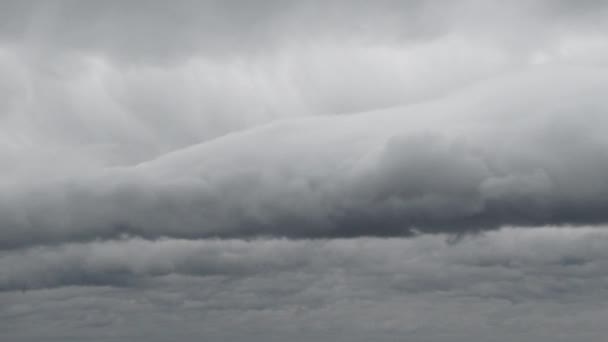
[2,226,608,293]
[1,1,606,62]
[0,34,514,176]
[2,227,608,341]
[1,66,608,247]
[1,0,606,182]
[2,2,608,341]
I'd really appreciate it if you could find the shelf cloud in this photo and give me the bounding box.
[3,67,608,247]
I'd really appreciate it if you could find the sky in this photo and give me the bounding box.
[1,1,608,341]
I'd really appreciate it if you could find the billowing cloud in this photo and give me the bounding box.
[2,2,608,341]
[2,66,608,247]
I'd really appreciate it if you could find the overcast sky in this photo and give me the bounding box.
[2,1,608,341]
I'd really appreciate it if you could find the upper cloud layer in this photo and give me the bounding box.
[2,0,607,62]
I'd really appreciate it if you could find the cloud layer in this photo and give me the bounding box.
[1,2,608,246]
[2,226,607,293]
[2,2,608,341]
[2,66,608,247]
[3,227,608,341]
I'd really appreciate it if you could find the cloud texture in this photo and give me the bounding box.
[2,1,608,341]
[3,66,608,247]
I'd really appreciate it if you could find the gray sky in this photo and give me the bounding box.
[1,1,608,341]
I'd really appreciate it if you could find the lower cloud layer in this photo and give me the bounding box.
[2,226,608,341]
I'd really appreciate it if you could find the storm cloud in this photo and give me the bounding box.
[2,1,608,341]
[2,66,608,247]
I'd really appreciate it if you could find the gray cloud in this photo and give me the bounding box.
[0,0,437,63]
[3,66,608,247]
[2,228,608,341]
[3,2,608,341]
[2,226,608,293]
[0,30,517,172]
[2,0,607,178]
[1,1,606,62]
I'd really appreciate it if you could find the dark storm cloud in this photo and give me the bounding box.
[2,2,608,341]
[2,66,608,247]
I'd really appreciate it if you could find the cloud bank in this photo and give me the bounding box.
[1,2,607,246]
[2,66,608,247]
[2,1,608,341]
